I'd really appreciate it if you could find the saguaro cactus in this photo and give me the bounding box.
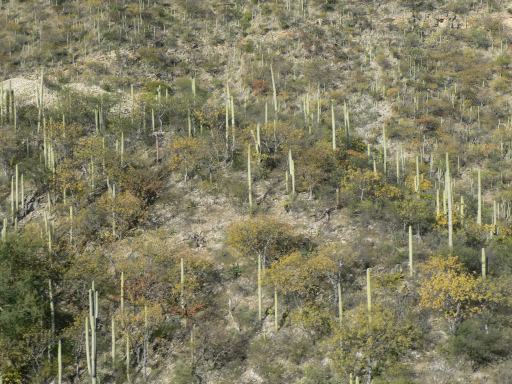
[337,282,343,325]
[331,101,336,151]
[111,317,116,369]
[180,258,185,316]
[69,206,73,244]
[477,169,482,225]
[460,196,465,225]
[408,225,413,276]
[343,101,350,147]
[446,154,453,249]
[126,336,131,383]
[366,268,372,324]
[382,126,387,176]
[247,144,253,213]
[288,150,295,195]
[257,255,262,321]
[120,272,125,320]
[274,288,278,332]
[270,64,277,113]
[85,282,98,384]
[481,248,487,279]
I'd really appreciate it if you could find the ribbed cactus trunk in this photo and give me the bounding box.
[415,156,420,192]
[366,268,372,324]
[274,288,278,332]
[247,144,253,213]
[395,151,400,183]
[57,339,62,384]
[111,316,116,369]
[181,258,185,326]
[69,206,73,244]
[481,248,487,279]
[126,335,131,383]
[86,282,98,384]
[477,169,482,225]
[331,101,336,151]
[408,225,413,276]
[446,154,453,249]
[460,196,465,225]
[382,126,387,176]
[288,150,295,196]
[337,282,343,325]
[343,101,350,147]
[270,64,277,114]
[257,255,262,321]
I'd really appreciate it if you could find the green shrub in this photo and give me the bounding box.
[445,316,512,367]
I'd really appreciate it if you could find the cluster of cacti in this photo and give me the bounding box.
[9,164,25,223]
[0,80,16,126]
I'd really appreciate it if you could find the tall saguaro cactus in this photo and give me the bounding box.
[446,154,453,249]
[57,339,62,384]
[111,317,116,369]
[477,169,482,225]
[270,64,278,113]
[257,255,262,321]
[331,101,336,151]
[382,126,387,176]
[337,282,343,325]
[481,248,487,279]
[85,282,98,384]
[408,225,413,276]
[247,144,253,213]
[288,150,295,196]
[366,268,372,324]
[274,288,278,332]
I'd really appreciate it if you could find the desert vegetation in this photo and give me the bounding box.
[1,0,512,383]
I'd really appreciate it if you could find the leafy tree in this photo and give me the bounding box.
[168,137,208,182]
[226,216,301,266]
[297,140,339,198]
[0,234,51,378]
[328,304,418,381]
[446,315,512,367]
[268,250,337,300]
[419,256,499,332]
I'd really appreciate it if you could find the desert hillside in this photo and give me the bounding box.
[1,0,512,383]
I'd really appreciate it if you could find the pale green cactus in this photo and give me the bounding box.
[337,282,343,325]
[85,281,98,384]
[481,248,487,279]
[446,154,453,249]
[248,144,253,213]
[408,225,413,277]
[111,317,116,369]
[58,339,62,384]
[274,287,278,332]
[477,169,482,225]
[366,268,372,324]
[331,101,336,151]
